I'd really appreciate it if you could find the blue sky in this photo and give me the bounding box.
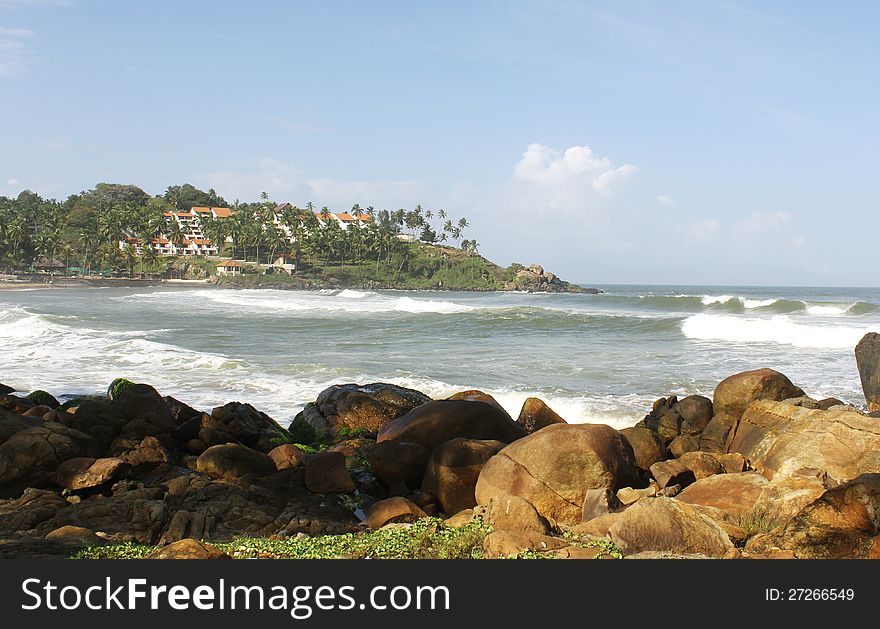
[1,0,877,286]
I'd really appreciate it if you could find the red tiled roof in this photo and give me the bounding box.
[217,259,243,268]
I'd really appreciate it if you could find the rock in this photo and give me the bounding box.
[482,530,568,558]
[365,496,427,529]
[818,397,845,410]
[856,333,880,411]
[297,383,431,439]
[112,383,175,428]
[617,486,657,505]
[50,486,169,544]
[45,525,101,545]
[195,444,277,481]
[447,390,507,413]
[107,378,134,401]
[147,539,230,559]
[581,488,619,522]
[23,405,52,417]
[668,435,700,458]
[649,459,696,490]
[751,468,837,529]
[268,444,307,470]
[475,423,639,525]
[0,394,35,415]
[164,396,203,426]
[0,407,42,445]
[444,509,474,528]
[717,452,747,473]
[209,402,292,453]
[656,410,682,445]
[0,488,68,532]
[484,495,549,534]
[745,474,880,559]
[377,400,526,450]
[672,395,714,430]
[727,400,880,481]
[421,438,505,515]
[699,412,739,453]
[713,368,804,419]
[26,390,60,409]
[678,451,724,479]
[56,457,129,491]
[443,509,474,529]
[54,399,125,453]
[676,472,769,520]
[369,440,430,488]
[0,383,14,395]
[120,436,171,472]
[516,398,567,434]
[619,426,667,471]
[528,264,544,275]
[0,422,97,497]
[605,497,734,557]
[304,452,355,494]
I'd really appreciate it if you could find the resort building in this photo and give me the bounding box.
[216,259,243,275]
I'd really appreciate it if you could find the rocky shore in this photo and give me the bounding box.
[2,333,879,560]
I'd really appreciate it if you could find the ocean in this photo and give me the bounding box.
[1,284,878,429]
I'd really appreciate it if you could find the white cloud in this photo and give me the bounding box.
[6,177,19,185]
[513,142,638,196]
[0,26,35,77]
[656,194,674,207]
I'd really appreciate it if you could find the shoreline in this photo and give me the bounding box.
[0,275,602,294]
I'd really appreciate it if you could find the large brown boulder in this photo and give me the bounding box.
[676,472,769,520]
[56,457,129,491]
[620,426,667,471]
[699,412,739,453]
[482,530,569,558]
[377,400,526,450]
[45,525,101,546]
[727,400,880,481]
[447,390,508,414]
[604,497,734,557]
[209,402,292,453]
[195,444,277,480]
[297,383,431,438]
[365,496,426,529]
[516,398,567,434]
[649,459,696,490]
[856,333,880,412]
[672,395,714,430]
[369,440,431,488]
[0,423,97,497]
[112,383,175,428]
[484,495,549,534]
[751,468,837,529]
[745,474,880,559]
[147,539,230,559]
[713,368,803,419]
[421,438,505,515]
[304,451,355,494]
[0,407,41,445]
[268,444,307,470]
[475,423,639,525]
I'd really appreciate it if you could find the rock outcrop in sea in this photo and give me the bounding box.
[1,332,879,559]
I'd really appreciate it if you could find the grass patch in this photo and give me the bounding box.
[737,507,777,543]
[71,519,490,560]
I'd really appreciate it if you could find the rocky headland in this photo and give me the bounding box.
[2,333,879,560]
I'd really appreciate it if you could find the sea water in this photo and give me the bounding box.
[1,284,877,429]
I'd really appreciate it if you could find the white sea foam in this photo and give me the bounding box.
[701,295,736,305]
[681,313,879,349]
[805,304,850,316]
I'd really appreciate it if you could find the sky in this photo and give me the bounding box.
[0,0,877,286]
